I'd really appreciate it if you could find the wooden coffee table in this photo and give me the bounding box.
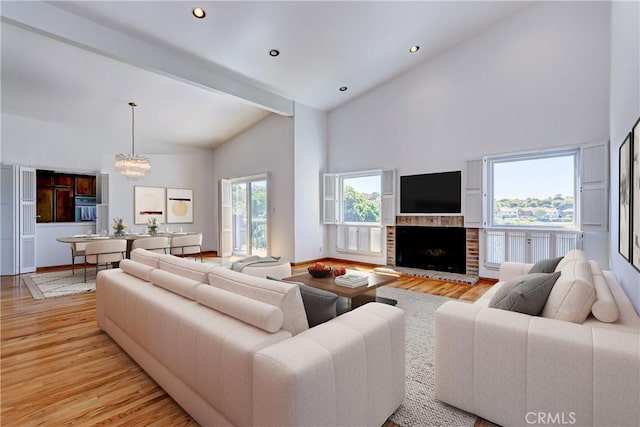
[284,270,398,309]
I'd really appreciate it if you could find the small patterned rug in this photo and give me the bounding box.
[377,286,477,427]
[24,270,97,300]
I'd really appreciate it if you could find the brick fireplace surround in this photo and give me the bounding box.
[386,215,479,280]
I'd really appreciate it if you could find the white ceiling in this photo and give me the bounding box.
[1,1,531,150]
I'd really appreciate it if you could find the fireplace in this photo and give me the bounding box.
[395,226,467,274]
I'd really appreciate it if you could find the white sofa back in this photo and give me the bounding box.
[129,248,309,335]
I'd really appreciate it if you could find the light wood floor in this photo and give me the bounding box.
[1,258,496,426]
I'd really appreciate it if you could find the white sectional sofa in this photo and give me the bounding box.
[435,250,640,427]
[96,249,405,427]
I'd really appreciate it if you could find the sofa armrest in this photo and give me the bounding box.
[435,301,640,427]
[253,303,405,426]
[498,261,533,281]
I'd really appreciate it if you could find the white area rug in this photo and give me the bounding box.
[24,270,97,300]
[377,286,477,427]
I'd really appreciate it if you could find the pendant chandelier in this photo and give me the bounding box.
[115,101,151,179]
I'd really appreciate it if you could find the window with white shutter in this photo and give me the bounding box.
[322,169,395,255]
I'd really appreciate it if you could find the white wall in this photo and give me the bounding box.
[327,2,611,270]
[609,1,640,312]
[1,114,216,267]
[293,103,328,263]
[211,114,296,261]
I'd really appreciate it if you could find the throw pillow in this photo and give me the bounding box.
[528,256,564,274]
[497,271,561,315]
[589,260,619,323]
[488,273,553,308]
[268,277,339,327]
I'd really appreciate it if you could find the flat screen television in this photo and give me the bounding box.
[400,171,461,214]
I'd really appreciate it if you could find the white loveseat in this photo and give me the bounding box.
[96,249,405,427]
[435,250,640,427]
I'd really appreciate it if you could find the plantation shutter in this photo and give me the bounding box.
[464,158,483,228]
[381,169,395,226]
[95,173,109,234]
[19,166,36,273]
[580,142,608,232]
[219,179,232,257]
[322,173,337,224]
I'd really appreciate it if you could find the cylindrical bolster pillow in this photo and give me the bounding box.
[195,285,284,333]
[119,259,154,282]
[149,269,201,301]
[589,261,619,323]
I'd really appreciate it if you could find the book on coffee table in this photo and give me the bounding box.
[335,273,369,288]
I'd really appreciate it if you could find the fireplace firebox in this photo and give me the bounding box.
[395,226,466,274]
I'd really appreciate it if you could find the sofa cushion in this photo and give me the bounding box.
[158,255,215,283]
[488,273,554,308]
[195,285,284,333]
[130,248,164,268]
[528,256,564,274]
[269,277,338,327]
[208,268,309,335]
[542,259,596,323]
[496,272,561,315]
[149,268,201,300]
[119,259,154,282]
[589,261,619,323]
[554,249,586,271]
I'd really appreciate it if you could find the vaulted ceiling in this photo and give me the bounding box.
[1,1,530,150]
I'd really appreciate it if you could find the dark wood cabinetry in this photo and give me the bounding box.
[36,171,96,223]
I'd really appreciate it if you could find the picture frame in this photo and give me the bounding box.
[632,117,640,271]
[166,188,194,224]
[619,133,631,261]
[134,186,166,225]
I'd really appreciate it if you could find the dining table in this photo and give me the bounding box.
[56,231,198,259]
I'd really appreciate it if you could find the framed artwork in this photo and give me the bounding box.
[619,133,631,261]
[632,117,640,271]
[134,186,166,224]
[166,188,193,223]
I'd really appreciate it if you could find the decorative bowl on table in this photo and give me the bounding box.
[308,263,332,278]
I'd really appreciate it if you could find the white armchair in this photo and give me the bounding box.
[170,233,203,262]
[84,240,127,282]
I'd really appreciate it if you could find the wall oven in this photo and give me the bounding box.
[75,196,97,222]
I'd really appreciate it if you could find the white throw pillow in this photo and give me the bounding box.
[542,259,596,323]
[589,260,619,323]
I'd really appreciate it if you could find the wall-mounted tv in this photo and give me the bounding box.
[400,171,461,214]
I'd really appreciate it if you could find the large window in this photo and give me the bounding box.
[323,170,394,255]
[487,149,579,229]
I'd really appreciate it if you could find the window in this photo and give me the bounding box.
[323,170,395,255]
[475,142,608,268]
[486,149,579,229]
[341,173,381,224]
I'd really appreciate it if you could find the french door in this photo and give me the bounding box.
[231,175,268,257]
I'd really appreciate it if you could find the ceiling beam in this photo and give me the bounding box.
[1,1,294,116]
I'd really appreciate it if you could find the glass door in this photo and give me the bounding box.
[231,176,268,256]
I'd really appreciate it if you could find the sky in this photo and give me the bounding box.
[344,175,381,194]
[493,155,575,199]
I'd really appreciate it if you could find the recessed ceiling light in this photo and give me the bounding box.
[410,45,420,53]
[339,86,348,92]
[269,49,280,57]
[192,7,206,19]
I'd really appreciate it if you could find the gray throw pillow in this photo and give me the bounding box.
[528,256,564,274]
[268,277,338,327]
[497,271,561,315]
[489,273,551,308]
